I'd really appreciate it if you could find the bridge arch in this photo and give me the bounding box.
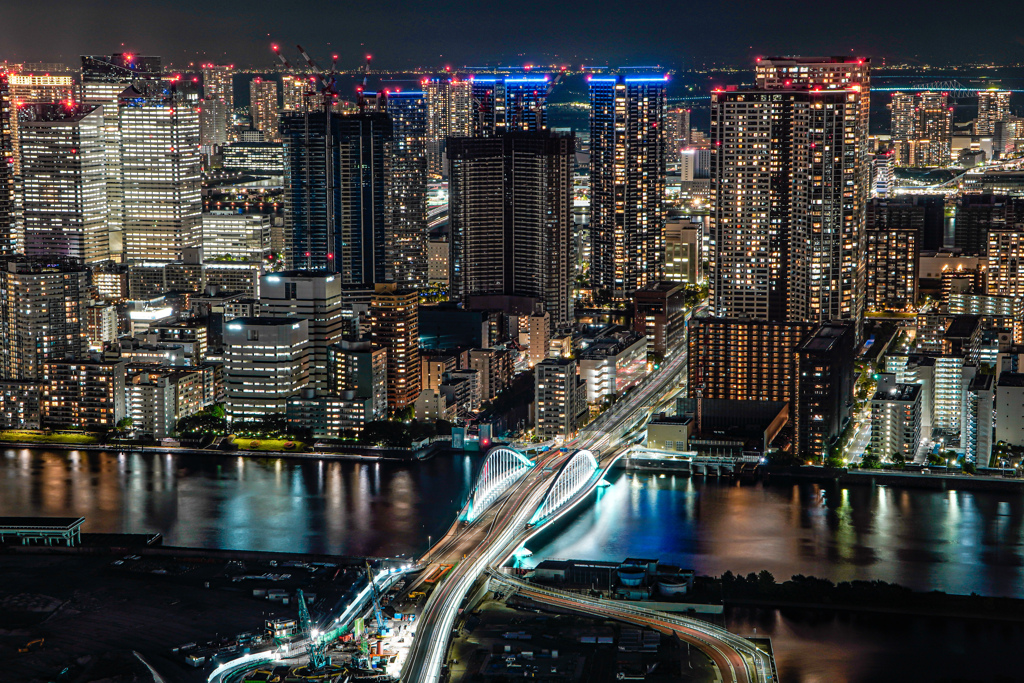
[461,446,534,523]
[531,449,599,524]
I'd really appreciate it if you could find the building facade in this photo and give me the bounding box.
[589,73,667,299]
[224,317,309,419]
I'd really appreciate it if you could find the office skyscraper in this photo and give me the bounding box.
[976,89,1010,136]
[198,97,228,147]
[450,131,575,329]
[19,104,109,264]
[81,54,162,258]
[471,76,550,137]
[424,76,471,175]
[710,57,870,332]
[0,258,89,381]
[281,110,393,281]
[6,73,75,175]
[383,91,429,286]
[589,73,667,299]
[249,78,279,142]
[0,75,14,254]
[119,84,202,262]
[447,132,575,331]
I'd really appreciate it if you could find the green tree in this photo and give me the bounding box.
[861,452,882,469]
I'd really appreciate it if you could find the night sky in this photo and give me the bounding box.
[2,0,1023,69]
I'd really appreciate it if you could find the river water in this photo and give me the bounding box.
[4,449,1024,681]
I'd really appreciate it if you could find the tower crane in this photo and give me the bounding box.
[365,562,392,639]
[296,588,329,670]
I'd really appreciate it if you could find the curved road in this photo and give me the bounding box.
[401,347,771,683]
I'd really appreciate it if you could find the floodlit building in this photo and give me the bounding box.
[119,85,202,262]
[578,331,648,403]
[18,104,109,263]
[202,211,271,261]
[870,374,922,461]
[224,317,309,420]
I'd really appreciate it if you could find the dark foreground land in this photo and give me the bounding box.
[0,541,379,683]
[0,553,281,683]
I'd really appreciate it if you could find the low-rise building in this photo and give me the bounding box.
[535,357,587,439]
[578,331,647,403]
[870,374,923,461]
[224,318,309,420]
[996,372,1024,447]
[285,389,376,437]
[633,281,687,358]
[40,358,126,430]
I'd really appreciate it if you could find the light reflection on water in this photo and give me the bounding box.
[524,470,1024,598]
[0,449,474,559]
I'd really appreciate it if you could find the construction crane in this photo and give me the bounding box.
[356,54,372,112]
[296,588,329,670]
[365,562,391,639]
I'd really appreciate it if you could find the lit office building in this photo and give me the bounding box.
[872,150,894,197]
[202,210,270,261]
[589,73,667,299]
[224,317,309,420]
[370,283,420,412]
[281,110,392,279]
[222,142,284,175]
[471,75,549,137]
[382,91,429,286]
[18,104,109,263]
[259,271,345,394]
[976,89,1011,136]
[249,78,279,142]
[80,54,162,254]
[119,85,202,262]
[447,132,575,331]
[424,76,472,175]
[865,198,922,312]
[6,73,75,175]
[663,218,701,284]
[0,258,89,380]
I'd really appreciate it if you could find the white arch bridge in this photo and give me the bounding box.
[460,446,535,523]
[530,449,600,524]
[459,445,607,527]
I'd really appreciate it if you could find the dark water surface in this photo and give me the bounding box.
[4,450,1024,681]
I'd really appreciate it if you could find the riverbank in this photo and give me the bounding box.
[703,572,1024,623]
[0,438,454,462]
[765,466,1024,492]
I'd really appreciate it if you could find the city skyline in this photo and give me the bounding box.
[4,0,1024,70]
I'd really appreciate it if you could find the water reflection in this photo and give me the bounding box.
[0,449,474,558]
[525,471,1024,597]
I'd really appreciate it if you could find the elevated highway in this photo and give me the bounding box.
[401,347,774,682]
